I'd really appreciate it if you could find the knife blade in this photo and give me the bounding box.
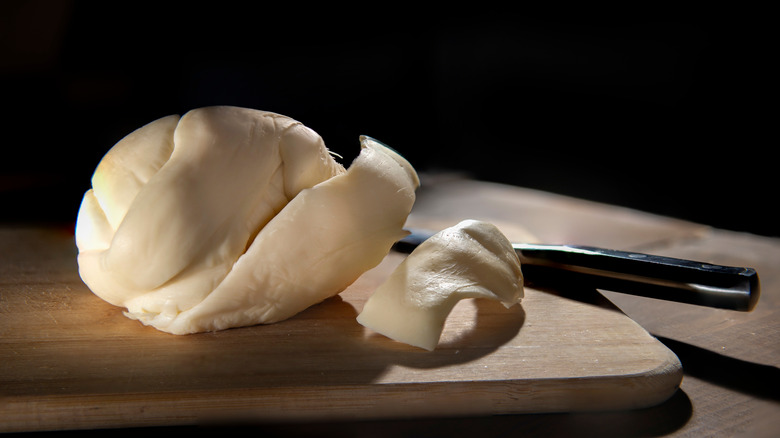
[393,229,760,312]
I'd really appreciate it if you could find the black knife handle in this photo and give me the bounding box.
[515,243,760,311]
[392,230,760,311]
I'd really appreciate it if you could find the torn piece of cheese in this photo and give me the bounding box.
[357,219,524,351]
[75,106,419,334]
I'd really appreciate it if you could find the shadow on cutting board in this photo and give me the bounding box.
[360,298,526,369]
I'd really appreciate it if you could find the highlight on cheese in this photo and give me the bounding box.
[357,220,524,351]
[75,106,419,334]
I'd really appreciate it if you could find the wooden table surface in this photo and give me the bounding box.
[3,173,779,437]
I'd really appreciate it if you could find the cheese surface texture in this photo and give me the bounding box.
[76,106,419,334]
[357,220,524,350]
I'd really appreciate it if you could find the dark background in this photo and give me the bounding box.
[2,1,774,236]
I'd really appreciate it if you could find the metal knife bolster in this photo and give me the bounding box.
[392,231,760,311]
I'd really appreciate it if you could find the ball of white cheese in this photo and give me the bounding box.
[76,106,419,334]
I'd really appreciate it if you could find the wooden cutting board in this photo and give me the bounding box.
[0,226,682,433]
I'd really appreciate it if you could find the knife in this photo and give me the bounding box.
[393,229,760,312]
